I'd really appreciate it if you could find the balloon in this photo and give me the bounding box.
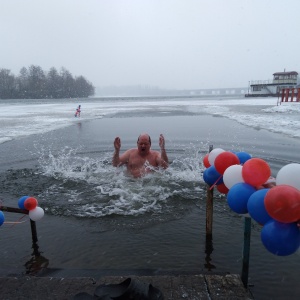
[227,182,256,214]
[29,207,45,221]
[208,148,225,166]
[203,153,211,168]
[18,195,29,209]
[261,220,300,256]
[0,211,4,226]
[236,152,252,164]
[276,163,300,190]
[203,166,223,186]
[223,165,244,189]
[264,185,300,223]
[214,151,240,174]
[24,197,38,211]
[247,189,273,225]
[217,183,229,194]
[242,158,271,187]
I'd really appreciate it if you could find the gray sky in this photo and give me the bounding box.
[1,0,299,90]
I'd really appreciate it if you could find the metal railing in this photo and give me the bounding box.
[250,79,297,85]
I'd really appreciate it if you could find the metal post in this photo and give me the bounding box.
[281,88,285,103]
[291,88,295,102]
[30,219,40,256]
[297,88,300,102]
[241,217,251,287]
[30,219,38,244]
[204,234,216,271]
[206,145,214,236]
[285,88,290,102]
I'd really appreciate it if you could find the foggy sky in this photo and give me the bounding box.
[1,0,299,90]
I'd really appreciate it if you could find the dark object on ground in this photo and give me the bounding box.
[94,277,164,299]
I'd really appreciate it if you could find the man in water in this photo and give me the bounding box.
[112,133,169,177]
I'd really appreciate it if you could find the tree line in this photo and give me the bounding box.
[0,65,95,99]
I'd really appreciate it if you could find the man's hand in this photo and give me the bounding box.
[114,137,121,151]
[159,134,165,150]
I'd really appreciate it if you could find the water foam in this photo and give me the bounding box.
[36,145,205,218]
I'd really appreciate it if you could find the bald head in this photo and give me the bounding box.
[137,133,151,145]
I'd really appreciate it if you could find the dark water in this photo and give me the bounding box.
[1,112,300,299]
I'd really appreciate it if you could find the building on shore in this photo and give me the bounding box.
[246,71,299,97]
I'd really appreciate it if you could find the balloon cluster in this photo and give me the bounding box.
[203,148,300,256]
[0,196,44,226]
[18,196,45,221]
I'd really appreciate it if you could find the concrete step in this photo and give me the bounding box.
[0,274,253,300]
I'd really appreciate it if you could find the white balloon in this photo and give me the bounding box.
[276,163,300,190]
[208,148,225,166]
[223,165,244,189]
[29,207,44,221]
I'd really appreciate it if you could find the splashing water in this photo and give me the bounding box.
[35,145,206,219]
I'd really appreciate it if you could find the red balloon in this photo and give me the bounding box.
[203,153,211,168]
[214,151,240,174]
[242,158,271,187]
[264,185,300,223]
[24,197,38,211]
[217,183,229,194]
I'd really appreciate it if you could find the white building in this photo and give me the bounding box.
[246,71,299,97]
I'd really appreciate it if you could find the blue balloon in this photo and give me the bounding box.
[236,152,252,164]
[18,195,29,209]
[247,189,273,225]
[227,182,256,214]
[0,211,4,226]
[261,220,300,256]
[203,166,223,186]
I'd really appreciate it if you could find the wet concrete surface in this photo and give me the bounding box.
[0,274,253,300]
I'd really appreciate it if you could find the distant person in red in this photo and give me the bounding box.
[75,105,81,117]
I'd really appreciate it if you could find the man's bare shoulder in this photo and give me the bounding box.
[122,148,135,153]
[151,150,161,155]
[119,148,136,161]
[122,148,138,157]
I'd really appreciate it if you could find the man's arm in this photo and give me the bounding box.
[159,149,169,169]
[112,137,131,167]
[158,134,169,168]
[113,137,120,166]
[113,149,121,167]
